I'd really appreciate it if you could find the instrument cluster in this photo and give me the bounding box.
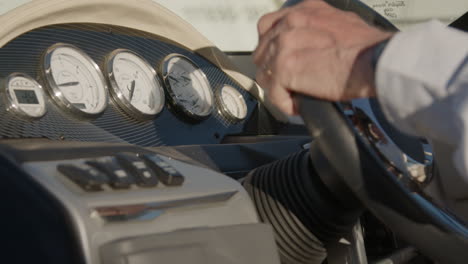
[0,25,256,146]
[3,43,248,123]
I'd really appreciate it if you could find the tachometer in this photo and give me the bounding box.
[42,43,108,118]
[105,49,165,119]
[160,54,214,121]
[216,84,247,122]
[3,73,47,119]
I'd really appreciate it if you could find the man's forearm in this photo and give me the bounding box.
[375,20,468,144]
[375,20,468,179]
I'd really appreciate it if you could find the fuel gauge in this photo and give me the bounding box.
[3,73,47,119]
[216,84,247,122]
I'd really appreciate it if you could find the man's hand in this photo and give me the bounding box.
[253,0,393,115]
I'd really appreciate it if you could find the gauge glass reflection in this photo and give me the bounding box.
[218,85,247,122]
[43,43,107,116]
[162,54,213,120]
[4,73,46,119]
[107,50,165,118]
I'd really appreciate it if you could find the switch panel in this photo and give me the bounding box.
[115,152,159,187]
[141,154,185,186]
[23,153,259,264]
[57,163,109,192]
[86,157,134,189]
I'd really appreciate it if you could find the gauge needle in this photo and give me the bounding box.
[58,81,80,87]
[181,76,191,86]
[128,80,136,101]
[168,76,179,84]
[148,93,155,109]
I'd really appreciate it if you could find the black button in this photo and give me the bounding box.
[141,154,185,186]
[115,152,158,187]
[86,157,134,189]
[57,163,108,192]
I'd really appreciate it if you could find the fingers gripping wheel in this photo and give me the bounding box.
[283,1,468,263]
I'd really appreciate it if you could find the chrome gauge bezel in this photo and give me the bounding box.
[41,43,108,119]
[2,73,47,119]
[216,84,247,123]
[160,54,214,121]
[105,49,165,120]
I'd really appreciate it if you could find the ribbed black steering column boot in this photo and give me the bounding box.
[243,149,363,264]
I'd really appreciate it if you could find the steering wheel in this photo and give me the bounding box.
[285,0,468,262]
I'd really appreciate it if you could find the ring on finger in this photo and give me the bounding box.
[262,65,273,76]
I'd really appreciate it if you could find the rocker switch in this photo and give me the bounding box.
[115,152,158,187]
[57,163,108,192]
[141,154,185,186]
[86,157,134,189]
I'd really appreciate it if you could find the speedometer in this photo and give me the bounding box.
[42,43,108,118]
[105,49,165,119]
[160,54,214,121]
[217,84,247,122]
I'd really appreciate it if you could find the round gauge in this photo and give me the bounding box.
[217,85,247,122]
[42,43,108,117]
[160,54,214,121]
[105,49,165,119]
[3,73,47,119]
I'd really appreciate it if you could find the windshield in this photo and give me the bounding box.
[0,0,30,15]
[1,0,467,51]
[153,0,282,52]
[362,0,468,30]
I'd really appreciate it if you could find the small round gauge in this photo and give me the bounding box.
[160,54,214,121]
[42,43,108,118]
[3,73,47,119]
[105,49,165,119]
[217,85,247,122]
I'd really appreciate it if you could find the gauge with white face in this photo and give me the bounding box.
[161,54,214,120]
[3,73,47,119]
[42,43,107,117]
[217,85,247,122]
[105,49,165,119]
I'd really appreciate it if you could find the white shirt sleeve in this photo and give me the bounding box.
[375,20,468,181]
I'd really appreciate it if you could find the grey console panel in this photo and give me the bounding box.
[22,155,262,264]
[101,223,280,264]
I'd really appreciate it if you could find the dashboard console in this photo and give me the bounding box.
[21,150,275,263]
[0,24,257,146]
[0,1,298,264]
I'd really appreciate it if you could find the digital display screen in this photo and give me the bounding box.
[72,103,87,109]
[14,90,39,104]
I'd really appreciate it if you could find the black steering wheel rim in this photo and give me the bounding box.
[282,0,468,262]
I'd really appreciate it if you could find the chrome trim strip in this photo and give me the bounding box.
[95,190,237,222]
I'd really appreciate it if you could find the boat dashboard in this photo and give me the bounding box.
[6,1,468,263]
[0,24,257,146]
[0,1,309,264]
